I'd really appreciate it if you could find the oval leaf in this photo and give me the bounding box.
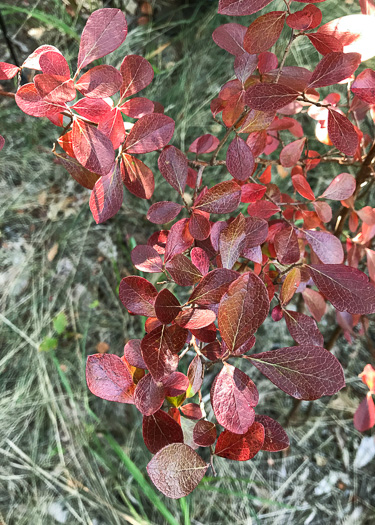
[215,422,265,461]
[86,353,134,403]
[143,410,184,454]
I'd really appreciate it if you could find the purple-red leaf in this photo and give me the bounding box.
[162,372,189,397]
[54,151,100,190]
[219,213,246,269]
[352,68,375,104]
[188,268,238,306]
[134,373,165,415]
[320,172,356,200]
[302,288,326,322]
[164,219,194,263]
[243,11,286,54]
[141,325,180,381]
[72,118,115,176]
[147,443,208,499]
[193,420,217,447]
[147,201,183,224]
[120,55,154,99]
[215,422,265,461]
[212,23,247,56]
[226,136,254,181]
[280,138,306,168]
[181,403,203,420]
[77,8,127,71]
[131,245,163,273]
[245,83,300,112]
[189,134,220,154]
[327,109,358,156]
[243,216,268,249]
[86,353,134,403]
[143,410,184,454]
[247,345,345,400]
[155,289,181,324]
[211,364,259,434]
[274,226,300,265]
[75,65,122,98]
[158,145,188,195]
[120,97,154,118]
[71,97,112,123]
[304,230,344,264]
[165,254,202,286]
[284,310,324,347]
[194,180,241,214]
[121,153,154,200]
[119,276,157,317]
[308,52,361,88]
[89,164,123,223]
[191,247,209,276]
[254,415,289,452]
[124,339,147,369]
[125,114,175,154]
[97,108,125,150]
[175,308,216,330]
[218,0,273,16]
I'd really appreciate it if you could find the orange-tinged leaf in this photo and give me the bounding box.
[354,393,375,432]
[280,267,301,305]
[215,422,265,461]
[360,364,375,392]
[292,174,315,200]
[244,11,286,54]
[72,118,115,176]
[121,153,154,200]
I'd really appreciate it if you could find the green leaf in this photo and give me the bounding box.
[53,312,67,335]
[39,337,58,352]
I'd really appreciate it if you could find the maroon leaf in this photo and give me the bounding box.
[215,422,265,461]
[131,245,163,273]
[121,153,154,200]
[120,97,154,118]
[147,201,183,224]
[327,109,358,156]
[307,264,375,314]
[201,341,226,361]
[155,289,181,324]
[218,272,269,351]
[219,213,246,269]
[189,134,220,154]
[97,108,125,150]
[77,8,127,71]
[234,53,258,84]
[304,229,344,264]
[194,180,241,214]
[226,136,254,181]
[134,373,165,415]
[243,216,268,249]
[274,226,300,265]
[157,145,188,195]
[308,52,361,88]
[75,65,122,98]
[162,372,189,397]
[352,68,375,104]
[181,403,203,420]
[258,52,278,74]
[147,443,208,499]
[189,210,211,241]
[187,356,203,398]
[119,276,158,317]
[165,254,202,286]
[15,82,65,117]
[244,11,286,54]
[124,339,147,369]
[212,23,247,56]
[39,51,70,77]
[0,62,19,80]
[120,55,154,99]
[125,114,175,154]
[175,308,216,330]
[211,364,259,434]
[54,151,100,190]
[193,420,217,447]
[218,0,273,16]
[307,32,343,55]
[141,325,179,381]
[86,353,134,403]
[188,268,238,306]
[320,172,356,200]
[245,83,300,112]
[354,394,375,432]
[280,137,306,168]
[71,97,112,123]
[284,310,324,347]
[89,163,123,223]
[287,5,322,31]
[247,345,345,400]
[72,118,115,176]
[168,325,189,354]
[164,219,194,262]
[254,415,289,452]
[143,410,184,454]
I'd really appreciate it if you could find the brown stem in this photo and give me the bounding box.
[276,30,296,83]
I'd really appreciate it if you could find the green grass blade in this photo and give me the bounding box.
[179,496,190,525]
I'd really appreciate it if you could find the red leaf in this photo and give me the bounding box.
[175,308,216,330]
[165,254,202,286]
[0,62,19,80]
[72,118,115,176]
[125,114,175,154]
[22,45,60,70]
[287,5,321,31]
[141,325,179,381]
[75,65,122,98]
[146,443,208,499]
[15,82,65,117]
[218,0,273,16]
[307,264,375,314]
[304,230,344,264]
[308,52,361,89]
[54,151,100,190]
[212,23,247,56]
[241,183,267,203]
[247,345,345,400]
[215,422,265,461]
[313,201,332,223]
[193,420,217,447]
[39,51,70,77]
[292,174,315,201]
[187,356,204,398]
[143,410,184,453]
[77,8,127,71]
[131,245,163,273]
[352,68,375,104]
[71,97,112,123]
[327,109,358,156]
[218,272,269,352]
[274,226,300,265]
[191,247,209,276]
[0,135,4,152]
[89,163,123,223]
[121,153,154,199]
[119,55,154,99]
[189,210,211,241]
[245,83,300,112]
[158,145,188,194]
[188,268,239,306]
[97,109,125,150]
[201,341,226,361]
[284,310,324,347]
[124,339,147,369]
[119,276,157,317]
[189,134,220,154]
[181,403,203,420]
[354,393,375,432]
[164,219,194,262]
[280,138,306,168]
[244,11,286,54]
[211,364,258,434]
[226,136,254,181]
[258,52,278,74]
[86,353,134,403]
[147,201,182,224]
[120,97,154,118]
[194,180,241,214]
[247,200,280,219]
[254,415,289,452]
[307,33,343,55]
[163,372,189,397]
[219,213,246,269]
[302,288,326,322]
[155,289,181,324]
[234,52,258,84]
[134,373,165,415]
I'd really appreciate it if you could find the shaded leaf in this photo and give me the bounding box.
[120,97,154,119]
[189,210,211,241]
[54,151,100,190]
[181,403,203,420]
[352,68,375,104]
[193,420,217,447]
[226,136,254,181]
[354,394,375,432]
[158,145,188,194]
[119,276,157,317]
[143,410,184,454]
[75,65,122,98]
[124,339,147,369]
[302,288,326,322]
[89,163,123,223]
[194,181,241,214]
[284,310,324,346]
[280,138,306,168]
[147,201,182,224]
[212,23,247,56]
[155,289,181,324]
[189,134,220,154]
[162,372,189,397]
[131,245,163,273]
[254,415,289,451]
[72,118,115,176]
[165,254,202,287]
[313,201,332,223]
[191,247,210,276]
[215,422,265,461]
[141,325,179,381]
[187,356,203,398]
[164,219,194,263]
[97,108,125,150]
[188,268,239,306]
[219,213,246,269]
[175,308,216,330]
[134,373,165,415]
[247,200,280,219]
